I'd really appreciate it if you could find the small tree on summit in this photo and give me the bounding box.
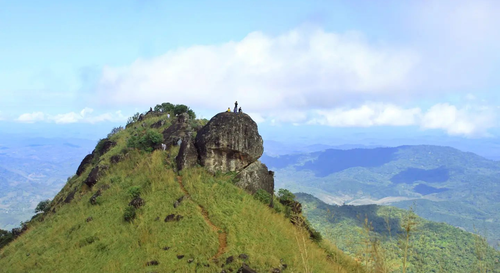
[35,199,51,214]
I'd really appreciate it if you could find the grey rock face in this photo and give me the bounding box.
[235,161,274,195]
[176,137,198,171]
[162,113,192,149]
[195,112,263,173]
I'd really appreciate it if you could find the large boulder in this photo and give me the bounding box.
[195,112,263,173]
[176,137,198,171]
[234,161,274,195]
[96,140,116,155]
[76,153,94,176]
[84,165,107,188]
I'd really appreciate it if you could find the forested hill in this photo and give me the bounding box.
[261,145,500,248]
[297,193,500,272]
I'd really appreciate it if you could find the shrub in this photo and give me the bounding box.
[123,206,136,222]
[254,189,271,205]
[94,138,108,155]
[127,186,141,199]
[277,189,296,203]
[107,126,123,138]
[0,229,13,249]
[310,228,323,243]
[127,130,163,152]
[35,199,51,214]
[127,112,141,126]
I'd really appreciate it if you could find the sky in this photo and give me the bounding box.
[1,0,500,155]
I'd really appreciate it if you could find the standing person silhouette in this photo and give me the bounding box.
[234,101,238,113]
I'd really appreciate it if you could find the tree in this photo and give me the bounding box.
[35,199,51,214]
[127,112,141,125]
[187,109,196,119]
[399,205,418,273]
[173,104,189,116]
[0,229,14,249]
[161,102,175,113]
[277,189,296,203]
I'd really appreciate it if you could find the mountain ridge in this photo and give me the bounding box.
[0,105,362,272]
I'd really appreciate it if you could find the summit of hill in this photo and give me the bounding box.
[0,103,362,273]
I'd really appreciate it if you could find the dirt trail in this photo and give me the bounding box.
[177,176,227,260]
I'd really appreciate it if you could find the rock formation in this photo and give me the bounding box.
[176,137,198,171]
[234,161,274,195]
[195,112,263,173]
[191,112,274,195]
[162,113,192,149]
[76,153,94,176]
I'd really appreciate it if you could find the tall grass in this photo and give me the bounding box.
[0,149,363,272]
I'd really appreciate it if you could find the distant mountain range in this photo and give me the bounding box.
[261,145,500,248]
[0,137,94,229]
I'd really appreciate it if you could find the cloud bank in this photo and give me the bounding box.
[85,1,500,137]
[311,103,497,137]
[16,108,126,124]
[94,28,419,111]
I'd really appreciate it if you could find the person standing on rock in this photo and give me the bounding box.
[234,101,238,113]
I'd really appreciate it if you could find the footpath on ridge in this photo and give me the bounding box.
[176,176,227,260]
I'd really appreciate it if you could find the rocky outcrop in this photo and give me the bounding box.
[193,112,274,196]
[162,113,192,149]
[76,153,94,176]
[235,161,274,195]
[84,165,107,188]
[176,137,198,171]
[195,112,263,173]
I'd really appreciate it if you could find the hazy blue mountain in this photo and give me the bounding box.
[0,136,95,230]
[261,145,500,247]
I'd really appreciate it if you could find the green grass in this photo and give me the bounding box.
[0,112,363,273]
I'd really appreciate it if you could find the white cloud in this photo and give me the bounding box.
[420,103,496,137]
[312,104,421,127]
[16,108,126,124]
[17,112,46,123]
[94,27,419,112]
[53,112,81,124]
[310,102,497,137]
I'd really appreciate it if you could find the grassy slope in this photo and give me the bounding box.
[0,112,362,273]
[297,193,500,273]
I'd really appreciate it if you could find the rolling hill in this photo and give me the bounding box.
[261,145,500,248]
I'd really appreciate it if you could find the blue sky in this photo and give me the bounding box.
[1,0,500,151]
